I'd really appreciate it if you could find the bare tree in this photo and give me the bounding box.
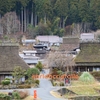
[47,52,75,73]
[72,22,92,35]
[46,52,75,91]
[94,30,100,41]
[0,12,20,35]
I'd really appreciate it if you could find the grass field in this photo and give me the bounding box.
[64,80,100,98]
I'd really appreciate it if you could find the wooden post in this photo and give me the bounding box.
[85,67,87,71]
[78,67,80,72]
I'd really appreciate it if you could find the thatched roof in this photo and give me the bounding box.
[59,37,79,51]
[0,44,29,73]
[59,44,79,51]
[74,42,100,66]
[63,37,79,44]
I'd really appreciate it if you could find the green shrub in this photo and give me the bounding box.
[17,84,31,89]
[60,82,64,86]
[57,70,63,75]
[12,91,20,100]
[54,83,57,86]
[36,61,43,71]
[5,78,10,80]
[91,71,100,78]
[79,72,95,83]
[25,80,28,84]
[1,80,10,86]
[51,80,55,86]
[35,80,40,85]
[77,72,82,76]
[27,68,40,78]
[4,35,8,40]
[0,93,11,100]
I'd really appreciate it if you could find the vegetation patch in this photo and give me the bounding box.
[64,80,100,99]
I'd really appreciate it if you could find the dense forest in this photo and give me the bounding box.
[0,0,100,37]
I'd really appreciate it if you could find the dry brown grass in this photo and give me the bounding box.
[23,96,41,100]
[66,80,100,96]
[0,92,8,94]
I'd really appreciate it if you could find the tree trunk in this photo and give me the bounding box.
[59,18,61,28]
[35,14,37,27]
[0,14,3,34]
[44,14,46,24]
[24,7,27,32]
[21,8,23,32]
[31,3,34,25]
[26,9,29,28]
[18,15,21,31]
[62,17,65,28]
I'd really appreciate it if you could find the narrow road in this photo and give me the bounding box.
[30,69,66,100]
[0,69,67,100]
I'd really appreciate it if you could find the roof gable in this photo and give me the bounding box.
[0,45,29,72]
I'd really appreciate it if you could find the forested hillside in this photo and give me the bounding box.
[0,0,100,37]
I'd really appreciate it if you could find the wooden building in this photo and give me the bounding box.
[59,37,79,51]
[74,42,100,72]
[0,43,29,81]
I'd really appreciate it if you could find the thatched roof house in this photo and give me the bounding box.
[0,43,29,81]
[59,37,79,51]
[74,42,100,72]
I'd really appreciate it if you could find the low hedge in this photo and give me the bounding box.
[35,80,40,85]
[17,84,31,89]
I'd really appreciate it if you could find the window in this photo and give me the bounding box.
[93,68,100,71]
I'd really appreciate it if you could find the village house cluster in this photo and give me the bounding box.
[0,33,99,82]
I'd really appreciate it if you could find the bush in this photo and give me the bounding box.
[57,70,63,75]
[17,84,31,89]
[79,72,95,83]
[91,71,100,78]
[51,68,59,76]
[60,82,64,86]
[27,68,40,78]
[36,61,43,71]
[1,80,10,86]
[12,91,20,99]
[55,83,58,86]
[18,91,28,99]
[35,80,40,85]
[51,80,55,86]
[5,78,10,80]
[0,93,11,100]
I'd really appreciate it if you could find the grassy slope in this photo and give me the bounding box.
[65,81,100,98]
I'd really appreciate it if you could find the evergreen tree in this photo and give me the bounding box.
[78,0,92,22]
